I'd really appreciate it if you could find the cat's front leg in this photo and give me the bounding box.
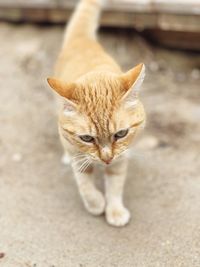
[105,158,130,227]
[73,165,105,216]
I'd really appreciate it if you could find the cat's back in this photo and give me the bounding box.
[54,0,121,82]
[55,37,121,82]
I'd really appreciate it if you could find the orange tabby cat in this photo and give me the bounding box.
[47,0,146,227]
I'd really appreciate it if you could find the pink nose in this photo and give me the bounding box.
[103,158,113,165]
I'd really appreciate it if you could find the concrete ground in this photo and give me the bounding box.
[0,23,200,267]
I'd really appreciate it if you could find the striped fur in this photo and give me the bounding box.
[47,0,146,227]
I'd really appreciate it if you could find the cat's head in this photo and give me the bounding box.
[47,63,146,165]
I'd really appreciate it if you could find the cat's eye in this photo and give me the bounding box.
[114,129,129,140]
[79,135,95,143]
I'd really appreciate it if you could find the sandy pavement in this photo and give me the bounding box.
[0,23,200,267]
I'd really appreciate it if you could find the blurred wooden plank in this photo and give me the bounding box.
[0,0,199,50]
[145,29,200,50]
[0,0,200,14]
[153,0,200,14]
[0,2,199,32]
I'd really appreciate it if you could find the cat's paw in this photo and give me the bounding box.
[83,191,105,216]
[61,153,71,165]
[106,204,131,227]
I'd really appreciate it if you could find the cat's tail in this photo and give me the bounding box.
[63,0,105,43]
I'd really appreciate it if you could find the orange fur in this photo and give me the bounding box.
[47,0,146,226]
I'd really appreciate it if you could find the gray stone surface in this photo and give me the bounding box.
[0,23,200,267]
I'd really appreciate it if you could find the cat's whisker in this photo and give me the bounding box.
[81,159,92,173]
[74,157,88,171]
[72,156,86,162]
[81,159,91,170]
[72,157,88,166]
[72,153,88,160]
[77,159,90,173]
[72,159,88,168]
[79,162,88,173]
[73,152,84,156]
[72,154,85,160]
[79,158,92,173]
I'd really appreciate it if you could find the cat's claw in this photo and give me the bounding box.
[83,191,105,216]
[106,204,131,227]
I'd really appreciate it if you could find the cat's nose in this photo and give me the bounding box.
[100,145,113,164]
[103,157,113,165]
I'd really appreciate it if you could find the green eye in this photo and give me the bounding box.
[114,129,129,140]
[79,135,95,143]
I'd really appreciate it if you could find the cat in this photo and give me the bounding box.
[47,0,146,227]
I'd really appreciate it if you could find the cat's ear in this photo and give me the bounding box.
[120,63,145,106]
[47,77,77,114]
[47,77,77,99]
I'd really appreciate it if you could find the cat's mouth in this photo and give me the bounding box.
[102,157,113,165]
[89,156,113,165]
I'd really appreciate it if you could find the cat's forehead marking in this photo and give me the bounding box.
[78,75,120,137]
[89,94,116,137]
[88,106,111,137]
